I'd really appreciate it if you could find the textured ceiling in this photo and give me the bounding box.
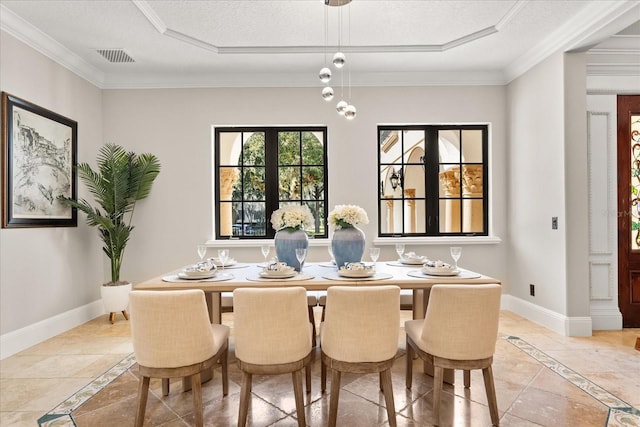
[1,0,638,88]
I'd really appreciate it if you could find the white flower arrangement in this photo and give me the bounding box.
[328,204,369,229]
[270,205,314,231]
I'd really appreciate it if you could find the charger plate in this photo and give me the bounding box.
[406,270,480,280]
[162,273,234,283]
[246,273,315,282]
[322,272,393,281]
[386,261,416,267]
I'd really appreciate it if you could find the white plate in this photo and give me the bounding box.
[259,271,297,279]
[338,269,376,278]
[178,271,217,280]
[399,258,425,265]
[421,267,459,276]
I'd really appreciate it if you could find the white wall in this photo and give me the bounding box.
[506,52,592,335]
[102,85,509,288]
[0,32,104,356]
[507,52,568,316]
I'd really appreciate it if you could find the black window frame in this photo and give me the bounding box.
[214,126,328,240]
[377,124,489,237]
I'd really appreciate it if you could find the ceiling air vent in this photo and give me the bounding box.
[96,49,135,63]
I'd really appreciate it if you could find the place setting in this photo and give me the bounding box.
[406,247,480,279]
[207,248,249,269]
[323,261,393,281]
[247,249,315,282]
[386,244,427,267]
[162,258,234,283]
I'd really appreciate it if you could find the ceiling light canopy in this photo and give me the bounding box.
[324,0,352,6]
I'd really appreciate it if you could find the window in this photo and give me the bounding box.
[215,127,328,239]
[378,125,488,236]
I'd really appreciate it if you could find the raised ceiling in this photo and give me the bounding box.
[1,0,638,88]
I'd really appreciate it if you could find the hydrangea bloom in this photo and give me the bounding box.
[270,205,314,231]
[328,204,369,229]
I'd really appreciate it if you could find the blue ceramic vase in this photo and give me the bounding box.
[331,226,365,269]
[274,228,309,272]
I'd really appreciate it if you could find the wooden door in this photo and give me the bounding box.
[617,94,640,327]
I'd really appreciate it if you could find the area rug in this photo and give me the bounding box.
[37,337,639,427]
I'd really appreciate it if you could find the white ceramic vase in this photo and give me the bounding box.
[274,228,309,272]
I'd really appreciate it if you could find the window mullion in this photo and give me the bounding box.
[425,127,440,235]
[264,130,279,238]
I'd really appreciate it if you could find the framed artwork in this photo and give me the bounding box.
[1,92,77,228]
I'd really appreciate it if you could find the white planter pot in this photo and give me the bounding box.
[101,282,132,323]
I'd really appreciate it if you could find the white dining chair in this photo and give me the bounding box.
[233,287,313,427]
[129,289,229,427]
[405,284,502,426]
[320,285,400,427]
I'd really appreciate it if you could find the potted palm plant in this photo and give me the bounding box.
[59,143,161,323]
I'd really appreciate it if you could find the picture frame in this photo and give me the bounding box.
[1,92,77,228]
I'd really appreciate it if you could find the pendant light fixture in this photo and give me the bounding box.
[319,0,356,119]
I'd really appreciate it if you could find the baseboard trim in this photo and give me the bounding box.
[590,308,623,330]
[0,300,104,360]
[501,295,593,337]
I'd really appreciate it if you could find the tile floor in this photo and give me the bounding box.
[1,309,639,427]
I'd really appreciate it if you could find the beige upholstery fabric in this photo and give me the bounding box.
[130,290,228,368]
[410,284,501,360]
[321,285,400,363]
[233,287,312,364]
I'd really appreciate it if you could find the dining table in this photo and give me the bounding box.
[134,259,501,324]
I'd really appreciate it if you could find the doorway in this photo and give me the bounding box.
[617,94,640,327]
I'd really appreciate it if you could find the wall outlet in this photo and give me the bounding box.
[529,284,535,296]
[552,217,558,229]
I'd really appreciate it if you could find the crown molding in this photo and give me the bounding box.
[504,0,640,83]
[0,4,105,87]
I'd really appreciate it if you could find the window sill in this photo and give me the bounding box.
[372,236,502,246]
[206,235,502,247]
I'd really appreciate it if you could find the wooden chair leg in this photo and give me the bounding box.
[191,372,204,427]
[482,365,500,426]
[109,312,116,324]
[379,371,384,391]
[321,359,327,392]
[162,378,169,396]
[381,368,397,427]
[433,365,444,427]
[308,305,317,347]
[464,369,471,388]
[238,372,252,427]
[328,369,342,427]
[406,338,414,389]
[122,310,129,320]
[135,376,150,427]
[292,369,306,427]
[305,364,311,394]
[221,349,229,396]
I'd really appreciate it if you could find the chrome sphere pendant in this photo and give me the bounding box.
[336,100,348,115]
[322,86,334,101]
[332,52,346,68]
[319,67,332,83]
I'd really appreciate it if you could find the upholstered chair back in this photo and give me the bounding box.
[421,284,501,360]
[233,287,312,365]
[130,290,216,368]
[322,285,400,363]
